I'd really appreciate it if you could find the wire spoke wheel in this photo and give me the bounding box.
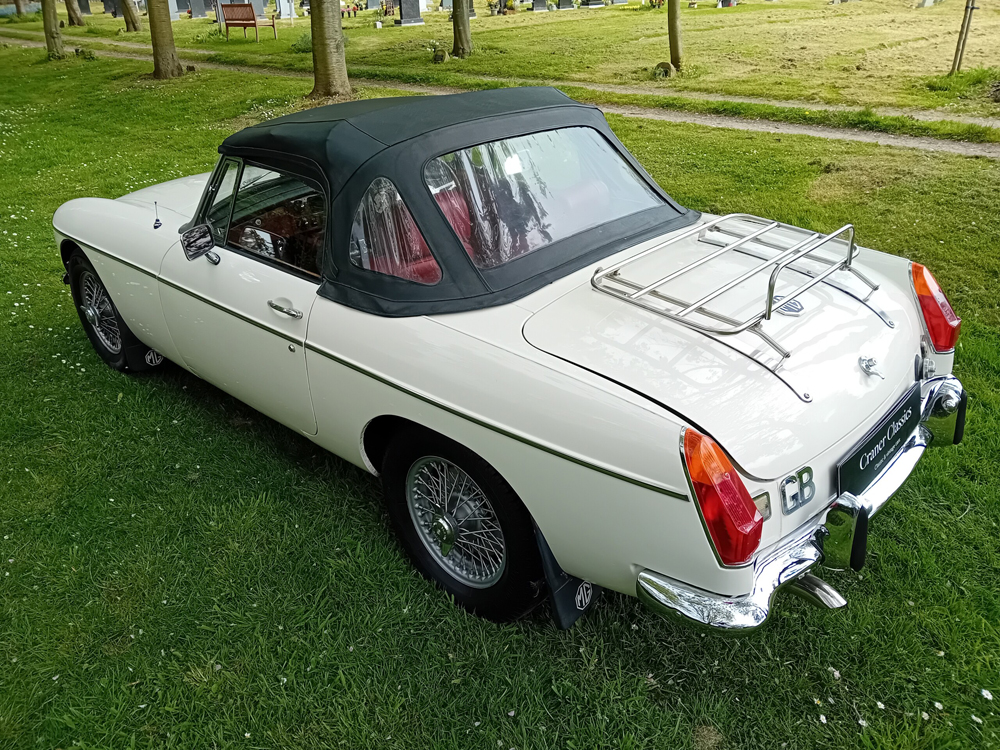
[406,456,507,589]
[80,270,122,354]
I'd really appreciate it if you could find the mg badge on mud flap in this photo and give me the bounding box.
[144,350,164,367]
[575,581,593,611]
[772,295,805,317]
[780,467,816,514]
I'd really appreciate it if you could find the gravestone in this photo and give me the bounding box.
[530,0,546,8]
[395,0,424,23]
[190,0,206,15]
[468,1,475,17]
[276,0,296,16]
[557,0,573,7]
[440,0,451,7]
[612,0,627,4]
[78,0,92,13]
[175,0,189,10]
[579,0,602,6]
[166,0,181,19]
[103,0,112,10]
[235,0,265,16]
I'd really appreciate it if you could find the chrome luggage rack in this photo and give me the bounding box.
[591,214,881,366]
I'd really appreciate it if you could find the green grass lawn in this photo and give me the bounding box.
[4,0,1000,115]
[2,45,1000,749]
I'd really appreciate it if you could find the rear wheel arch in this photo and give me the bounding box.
[361,415,417,475]
[361,415,505,479]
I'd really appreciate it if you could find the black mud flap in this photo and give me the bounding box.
[534,526,602,630]
[850,507,869,572]
[125,344,165,372]
[954,389,968,445]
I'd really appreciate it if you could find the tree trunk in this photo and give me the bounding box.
[667,0,682,71]
[950,0,975,75]
[309,0,352,99]
[41,0,65,58]
[452,0,472,59]
[13,0,28,16]
[121,0,143,32]
[148,0,183,79]
[65,0,86,25]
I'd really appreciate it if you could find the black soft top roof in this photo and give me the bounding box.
[219,88,586,197]
[214,87,695,316]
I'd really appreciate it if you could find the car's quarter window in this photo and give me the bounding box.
[349,177,442,285]
[204,159,241,246]
[225,164,326,278]
[425,127,664,270]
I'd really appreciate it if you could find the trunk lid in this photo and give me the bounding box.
[522,220,921,481]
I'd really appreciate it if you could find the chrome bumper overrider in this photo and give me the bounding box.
[636,375,965,632]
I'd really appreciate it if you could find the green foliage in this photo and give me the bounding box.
[561,87,1000,144]
[192,26,226,43]
[925,67,1000,99]
[2,43,1000,750]
[290,31,312,54]
[8,1,1000,116]
[1,10,42,23]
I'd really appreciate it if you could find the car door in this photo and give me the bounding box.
[158,158,326,435]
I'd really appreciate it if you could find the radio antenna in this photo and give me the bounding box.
[153,201,162,230]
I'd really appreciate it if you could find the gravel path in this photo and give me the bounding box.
[4,32,1000,159]
[599,104,1000,159]
[541,80,1000,129]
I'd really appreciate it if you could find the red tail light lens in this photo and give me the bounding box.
[683,429,762,566]
[912,263,961,353]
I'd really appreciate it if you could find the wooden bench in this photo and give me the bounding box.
[220,3,277,42]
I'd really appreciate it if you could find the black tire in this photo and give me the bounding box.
[67,250,166,373]
[381,428,543,622]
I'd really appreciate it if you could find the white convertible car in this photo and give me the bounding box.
[53,88,967,631]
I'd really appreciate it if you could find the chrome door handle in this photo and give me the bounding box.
[267,300,303,319]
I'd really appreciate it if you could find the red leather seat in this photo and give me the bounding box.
[367,204,443,284]
[434,189,476,259]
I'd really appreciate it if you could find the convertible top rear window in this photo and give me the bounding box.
[425,127,663,270]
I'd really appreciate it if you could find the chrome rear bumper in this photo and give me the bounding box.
[636,375,965,632]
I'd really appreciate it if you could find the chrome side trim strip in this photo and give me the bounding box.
[65,232,307,346]
[64,234,687,499]
[58,233,157,279]
[305,342,688,500]
[157,277,303,346]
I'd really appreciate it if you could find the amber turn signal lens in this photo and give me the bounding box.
[912,263,961,354]
[683,429,762,566]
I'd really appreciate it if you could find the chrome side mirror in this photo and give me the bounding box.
[180,224,219,264]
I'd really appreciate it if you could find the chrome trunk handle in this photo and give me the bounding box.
[267,300,303,319]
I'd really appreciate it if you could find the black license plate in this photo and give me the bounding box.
[838,385,922,497]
